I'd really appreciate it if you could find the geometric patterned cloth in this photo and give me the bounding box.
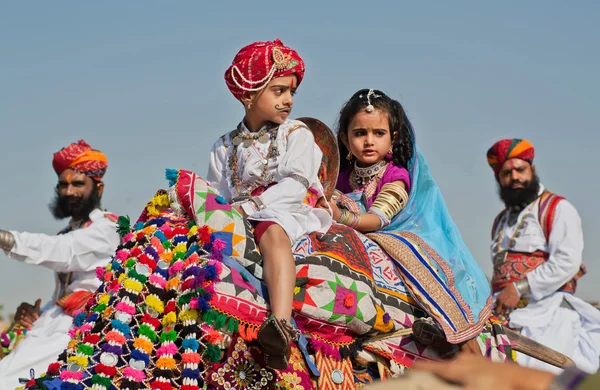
[25,170,510,390]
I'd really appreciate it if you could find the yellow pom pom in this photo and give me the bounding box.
[179,309,198,322]
[146,295,165,314]
[123,278,143,293]
[162,312,177,327]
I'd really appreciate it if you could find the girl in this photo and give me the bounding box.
[330,89,412,232]
[207,39,331,369]
[330,89,492,354]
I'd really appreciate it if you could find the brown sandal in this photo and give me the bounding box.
[257,314,300,370]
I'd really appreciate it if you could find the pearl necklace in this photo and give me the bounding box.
[228,123,280,196]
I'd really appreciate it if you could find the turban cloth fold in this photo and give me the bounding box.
[487,138,534,173]
[224,38,305,100]
[52,140,108,180]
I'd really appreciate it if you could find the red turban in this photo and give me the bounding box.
[52,140,108,180]
[224,38,305,100]
[487,138,534,174]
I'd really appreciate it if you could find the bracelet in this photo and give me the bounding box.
[337,209,360,228]
[0,230,15,251]
[513,279,531,297]
[249,196,266,211]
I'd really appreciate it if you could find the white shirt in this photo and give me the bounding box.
[491,185,584,301]
[207,119,332,243]
[7,208,120,303]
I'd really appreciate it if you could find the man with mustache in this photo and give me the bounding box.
[0,140,120,388]
[487,139,600,374]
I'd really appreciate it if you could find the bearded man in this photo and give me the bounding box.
[487,138,600,374]
[0,140,120,388]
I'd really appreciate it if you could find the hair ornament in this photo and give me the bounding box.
[359,89,382,113]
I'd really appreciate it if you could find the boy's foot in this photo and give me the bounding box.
[257,314,300,370]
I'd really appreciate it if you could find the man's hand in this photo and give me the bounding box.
[495,283,521,314]
[315,197,332,215]
[328,199,341,221]
[413,353,555,390]
[233,205,247,218]
[15,299,41,328]
[459,338,482,355]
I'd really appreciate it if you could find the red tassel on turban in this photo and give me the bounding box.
[52,140,108,180]
[487,138,534,174]
[224,38,305,100]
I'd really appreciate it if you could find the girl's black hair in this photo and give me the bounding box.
[336,89,413,171]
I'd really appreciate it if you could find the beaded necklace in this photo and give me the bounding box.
[350,160,389,201]
[228,123,280,196]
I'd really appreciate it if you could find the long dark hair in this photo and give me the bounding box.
[336,89,413,171]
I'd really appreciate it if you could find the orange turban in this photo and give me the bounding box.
[52,140,108,180]
[487,138,534,174]
[224,39,305,100]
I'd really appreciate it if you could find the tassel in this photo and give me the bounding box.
[226,318,239,334]
[165,168,179,187]
[116,215,131,237]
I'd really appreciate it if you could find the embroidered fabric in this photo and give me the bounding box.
[289,174,310,189]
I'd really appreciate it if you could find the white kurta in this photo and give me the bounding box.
[207,119,332,243]
[0,209,120,389]
[491,185,600,374]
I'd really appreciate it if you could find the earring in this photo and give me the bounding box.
[346,150,353,161]
[385,149,393,160]
[246,102,252,110]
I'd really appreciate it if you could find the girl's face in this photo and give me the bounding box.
[243,75,297,130]
[343,108,393,167]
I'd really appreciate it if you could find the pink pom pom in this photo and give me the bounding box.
[68,327,79,338]
[116,249,130,261]
[95,267,105,281]
[60,370,84,381]
[149,274,167,289]
[115,302,136,315]
[156,342,178,356]
[168,261,184,276]
[123,367,146,382]
[189,297,199,309]
[123,233,135,242]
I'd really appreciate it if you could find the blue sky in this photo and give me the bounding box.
[1,1,599,314]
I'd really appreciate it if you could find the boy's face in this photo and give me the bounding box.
[244,75,297,128]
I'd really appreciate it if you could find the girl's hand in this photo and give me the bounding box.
[328,199,341,221]
[315,197,332,216]
[233,204,247,218]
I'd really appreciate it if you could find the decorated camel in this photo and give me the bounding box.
[20,119,572,390]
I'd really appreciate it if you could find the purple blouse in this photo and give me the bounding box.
[336,162,411,208]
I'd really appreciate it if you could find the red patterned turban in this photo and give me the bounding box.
[224,38,305,100]
[52,140,108,181]
[487,138,535,174]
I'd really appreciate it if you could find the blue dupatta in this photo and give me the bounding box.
[345,116,492,343]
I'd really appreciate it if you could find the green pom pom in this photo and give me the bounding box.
[159,330,178,342]
[128,269,147,284]
[77,344,94,356]
[138,324,158,342]
[92,374,112,388]
[93,304,107,313]
[202,344,222,363]
[178,293,193,306]
[116,215,131,237]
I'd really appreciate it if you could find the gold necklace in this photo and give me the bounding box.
[350,161,389,201]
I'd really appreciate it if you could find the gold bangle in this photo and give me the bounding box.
[369,182,408,220]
